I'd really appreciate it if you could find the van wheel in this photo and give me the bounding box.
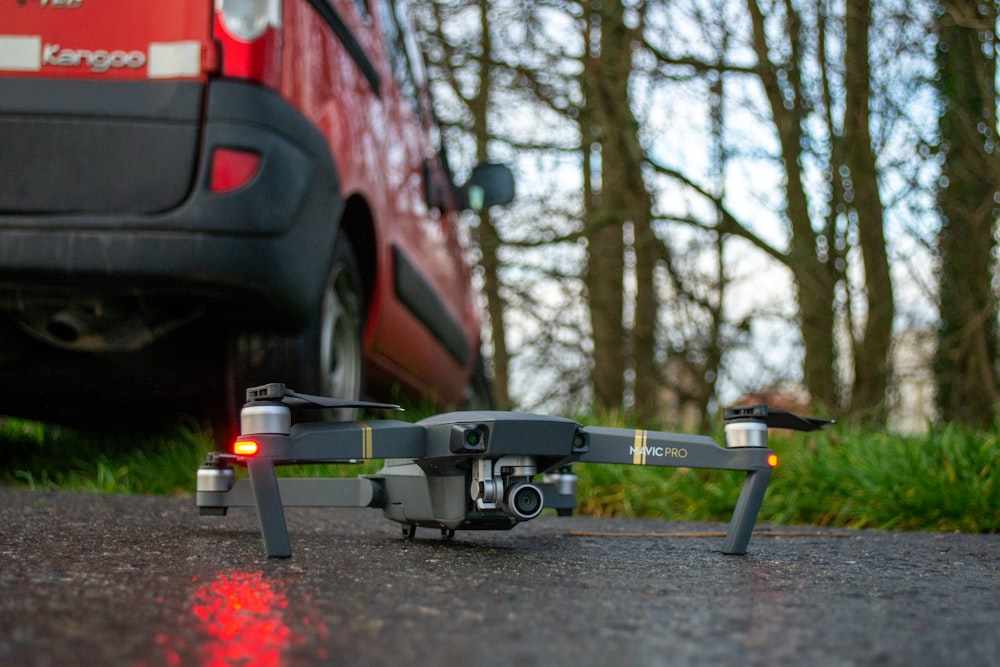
[217,231,364,442]
[315,233,365,419]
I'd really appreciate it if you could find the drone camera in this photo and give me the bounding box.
[503,482,544,521]
[450,424,488,453]
[571,427,589,453]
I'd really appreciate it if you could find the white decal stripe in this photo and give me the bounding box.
[147,41,201,79]
[0,35,42,71]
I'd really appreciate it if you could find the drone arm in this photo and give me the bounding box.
[577,426,772,472]
[245,419,426,463]
[576,426,775,555]
[205,477,383,508]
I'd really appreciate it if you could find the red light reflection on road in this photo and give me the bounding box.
[156,572,327,666]
[194,572,292,666]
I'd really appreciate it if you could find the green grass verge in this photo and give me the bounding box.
[2,414,997,533]
[0,416,214,495]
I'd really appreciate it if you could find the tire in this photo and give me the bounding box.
[314,233,365,419]
[218,230,365,441]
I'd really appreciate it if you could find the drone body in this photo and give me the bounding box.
[197,384,831,558]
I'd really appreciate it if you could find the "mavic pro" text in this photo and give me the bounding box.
[629,446,688,459]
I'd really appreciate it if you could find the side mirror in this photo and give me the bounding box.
[461,163,515,212]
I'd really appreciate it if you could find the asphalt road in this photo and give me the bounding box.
[1,487,997,666]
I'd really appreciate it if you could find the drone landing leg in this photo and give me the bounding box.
[246,458,292,558]
[722,467,771,555]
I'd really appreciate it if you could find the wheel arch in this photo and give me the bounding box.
[338,194,377,318]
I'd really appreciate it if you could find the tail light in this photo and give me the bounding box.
[213,0,282,85]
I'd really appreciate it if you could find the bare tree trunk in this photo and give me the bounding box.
[477,210,511,408]
[843,0,894,418]
[746,0,839,410]
[934,1,999,428]
[467,0,512,409]
[632,208,660,421]
[582,2,625,412]
[581,0,658,416]
[696,7,730,431]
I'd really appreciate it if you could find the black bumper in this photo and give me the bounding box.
[0,77,343,327]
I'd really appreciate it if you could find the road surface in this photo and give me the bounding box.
[1,487,997,665]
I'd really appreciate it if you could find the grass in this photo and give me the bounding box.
[0,416,214,495]
[2,412,997,533]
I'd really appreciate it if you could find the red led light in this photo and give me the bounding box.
[210,147,262,193]
[234,439,260,456]
[768,453,779,468]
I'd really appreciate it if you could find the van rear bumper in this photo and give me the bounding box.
[0,78,343,327]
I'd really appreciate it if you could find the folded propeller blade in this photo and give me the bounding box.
[284,388,403,412]
[723,405,834,432]
[244,382,403,412]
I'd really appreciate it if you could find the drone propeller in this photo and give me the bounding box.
[722,404,833,432]
[245,382,403,412]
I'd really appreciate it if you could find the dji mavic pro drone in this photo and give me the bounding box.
[197,383,831,558]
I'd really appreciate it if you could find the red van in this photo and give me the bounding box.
[0,0,511,435]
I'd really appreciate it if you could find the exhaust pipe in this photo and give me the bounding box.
[45,307,95,345]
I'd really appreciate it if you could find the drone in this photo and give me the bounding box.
[197,383,832,558]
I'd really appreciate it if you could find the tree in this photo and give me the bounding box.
[743,0,840,411]
[418,0,918,425]
[933,1,999,428]
[841,0,895,418]
[635,0,743,430]
[581,0,660,417]
[417,0,594,411]
[641,0,902,418]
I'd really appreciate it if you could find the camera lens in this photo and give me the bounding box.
[505,483,543,520]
